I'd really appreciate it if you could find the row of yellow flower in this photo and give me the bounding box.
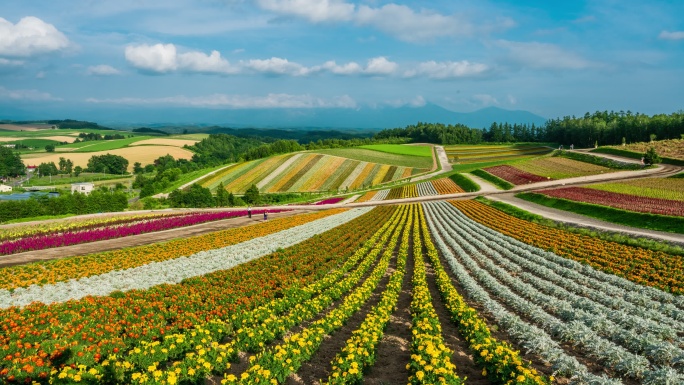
[49,207,403,385]
[322,205,413,384]
[224,205,413,384]
[418,206,551,385]
[408,207,463,385]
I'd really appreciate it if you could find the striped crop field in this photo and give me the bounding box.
[416,178,466,197]
[386,184,419,199]
[444,145,552,164]
[5,199,684,384]
[205,153,426,193]
[588,177,684,201]
[513,157,613,179]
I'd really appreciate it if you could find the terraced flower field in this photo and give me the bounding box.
[3,199,684,384]
[416,178,465,197]
[534,186,684,217]
[588,177,684,201]
[482,165,549,185]
[203,153,426,194]
[444,145,552,164]
[513,157,613,179]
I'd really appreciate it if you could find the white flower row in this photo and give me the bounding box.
[424,201,684,384]
[430,202,684,370]
[369,189,390,201]
[0,207,373,309]
[445,202,684,326]
[417,181,439,197]
[421,202,619,384]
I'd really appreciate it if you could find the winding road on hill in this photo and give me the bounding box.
[1,149,682,267]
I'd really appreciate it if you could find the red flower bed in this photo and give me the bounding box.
[483,165,549,185]
[315,197,345,205]
[537,187,684,216]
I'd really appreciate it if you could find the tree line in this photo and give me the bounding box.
[374,110,684,147]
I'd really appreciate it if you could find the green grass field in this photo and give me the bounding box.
[22,173,132,187]
[168,133,210,141]
[358,144,433,157]
[160,164,231,193]
[313,148,434,169]
[58,136,152,152]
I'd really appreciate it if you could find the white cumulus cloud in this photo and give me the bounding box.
[87,65,121,76]
[86,93,357,109]
[242,57,311,76]
[0,17,70,57]
[125,43,238,74]
[364,56,398,75]
[658,30,684,40]
[405,60,490,79]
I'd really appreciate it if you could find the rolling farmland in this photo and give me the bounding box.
[22,146,194,169]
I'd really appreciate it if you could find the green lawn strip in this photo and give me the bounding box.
[72,136,152,152]
[470,169,514,190]
[671,173,684,179]
[515,192,684,234]
[161,164,231,193]
[358,144,433,157]
[449,173,480,192]
[475,196,684,256]
[591,147,684,166]
[313,148,434,169]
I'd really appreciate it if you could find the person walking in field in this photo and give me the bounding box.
[264,210,268,221]
[248,206,252,218]
[570,144,574,150]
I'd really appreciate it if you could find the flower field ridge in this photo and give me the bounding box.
[424,201,684,383]
[0,209,345,290]
[536,186,684,216]
[454,199,684,297]
[0,206,394,384]
[0,208,372,308]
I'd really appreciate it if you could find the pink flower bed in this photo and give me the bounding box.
[484,165,549,185]
[537,187,684,216]
[315,197,345,205]
[0,209,286,255]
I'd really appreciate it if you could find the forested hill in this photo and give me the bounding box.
[376,110,684,147]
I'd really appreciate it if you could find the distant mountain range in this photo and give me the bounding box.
[0,103,547,131]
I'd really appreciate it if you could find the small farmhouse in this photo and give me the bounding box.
[0,185,12,192]
[71,182,94,195]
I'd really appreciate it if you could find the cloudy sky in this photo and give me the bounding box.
[1,0,683,120]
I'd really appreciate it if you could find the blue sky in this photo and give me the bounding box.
[0,0,683,120]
